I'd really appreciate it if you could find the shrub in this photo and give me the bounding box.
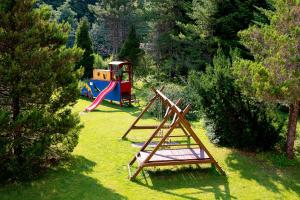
[188,52,284,151]
[93,53,112,69]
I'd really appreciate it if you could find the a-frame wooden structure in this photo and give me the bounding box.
[125,88,225,180]
[122,87,190,140]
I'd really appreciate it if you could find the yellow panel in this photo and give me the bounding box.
[93,69,111,81]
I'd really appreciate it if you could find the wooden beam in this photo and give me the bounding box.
[128,107,175,166]
[160,144,199,147]
[155,89,182,113]
[142,106,191,165]
[143,159,213,167]
[153,135,190,138]
[121,90,161,139]
[171,106,225,175]
[131,125,179,129]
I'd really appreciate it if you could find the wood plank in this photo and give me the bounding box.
[143,159,214,167]
[137,148,210,164]
[132,125,180,129]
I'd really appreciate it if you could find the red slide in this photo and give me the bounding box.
[85,81,117,112]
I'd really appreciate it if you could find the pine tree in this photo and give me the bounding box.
[118,26,144,67]
[147,0,195,78]
[188,50,282,151]
[91,0,145,55]
[190,0,272,59]
[39,0,97,22]
[55,0,77,47]
[233,0,300,159]
[0,0,83,181]
[75,18,94,79]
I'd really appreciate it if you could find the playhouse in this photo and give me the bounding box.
[81,61,133,111]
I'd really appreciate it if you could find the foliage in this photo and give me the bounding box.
[91,0,146,55]
[118,26,145,67]
[233,0,300,158]
[55,0,77,47]
[90,23,111,57]
[39,0,97,22]
[147,0,198,78]
[69,0,97,22]
[75,18,94,79]
[189,0,272,59]
[144,0,272,79]
[93,53,112,69]
[188,51,283,151]
[0,0,83,182]
[39,0,64,8]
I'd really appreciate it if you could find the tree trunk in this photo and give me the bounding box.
[286,100,299,159]
[12,96,20,120]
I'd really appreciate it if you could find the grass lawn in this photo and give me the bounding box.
[0,93,299,199]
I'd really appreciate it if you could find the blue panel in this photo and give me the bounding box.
[88,80,121,102]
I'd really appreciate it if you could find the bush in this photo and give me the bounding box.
[188,52,284,151]
[93,53,113,69]
[147,83,198,121]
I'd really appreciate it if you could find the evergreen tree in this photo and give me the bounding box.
[148,0,195,78]
[40,0,64,8]
[0,0,83,181]
[91,0,145,55]
[76,18,94,79]
[188,51,282,151]
[69,0,97,22]
[190,0,272,59]
[118,26,144,67]
[233,0,300,159]
[55,0,77,47]
[39,0,97,22]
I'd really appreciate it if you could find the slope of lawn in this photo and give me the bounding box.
[0,89,299,199]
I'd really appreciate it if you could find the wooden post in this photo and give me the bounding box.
[128,99,182,166]
[121,93,159,139]
[142,106,191,164]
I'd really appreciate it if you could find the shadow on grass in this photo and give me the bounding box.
[135,167,236,200]
[225,151,300,195]
[79,96,155,120]
[0,155,127,200]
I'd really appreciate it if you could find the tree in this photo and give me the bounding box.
[75,18,94,79]
[39,0,64,8]
[0,0,83,181]
[147,0,196,78]
[91,0,145,55]
[69,0,97,22]
[188,51,282,151]
[118,26,144,67]
[55,0,77,47]
[39,0,97,22]
[233,0,300,159]
[189,0,272,60]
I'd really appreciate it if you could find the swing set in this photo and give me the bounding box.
[122,87,225,180]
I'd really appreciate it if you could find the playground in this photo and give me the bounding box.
[0,85,299,200]
[1,1,300,199]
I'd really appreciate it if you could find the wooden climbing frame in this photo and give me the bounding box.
[124,88,225,180]
[121,86,190,139]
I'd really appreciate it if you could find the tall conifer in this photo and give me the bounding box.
[0,0,83,181]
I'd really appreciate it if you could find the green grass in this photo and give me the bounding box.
[0,97,299,199]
